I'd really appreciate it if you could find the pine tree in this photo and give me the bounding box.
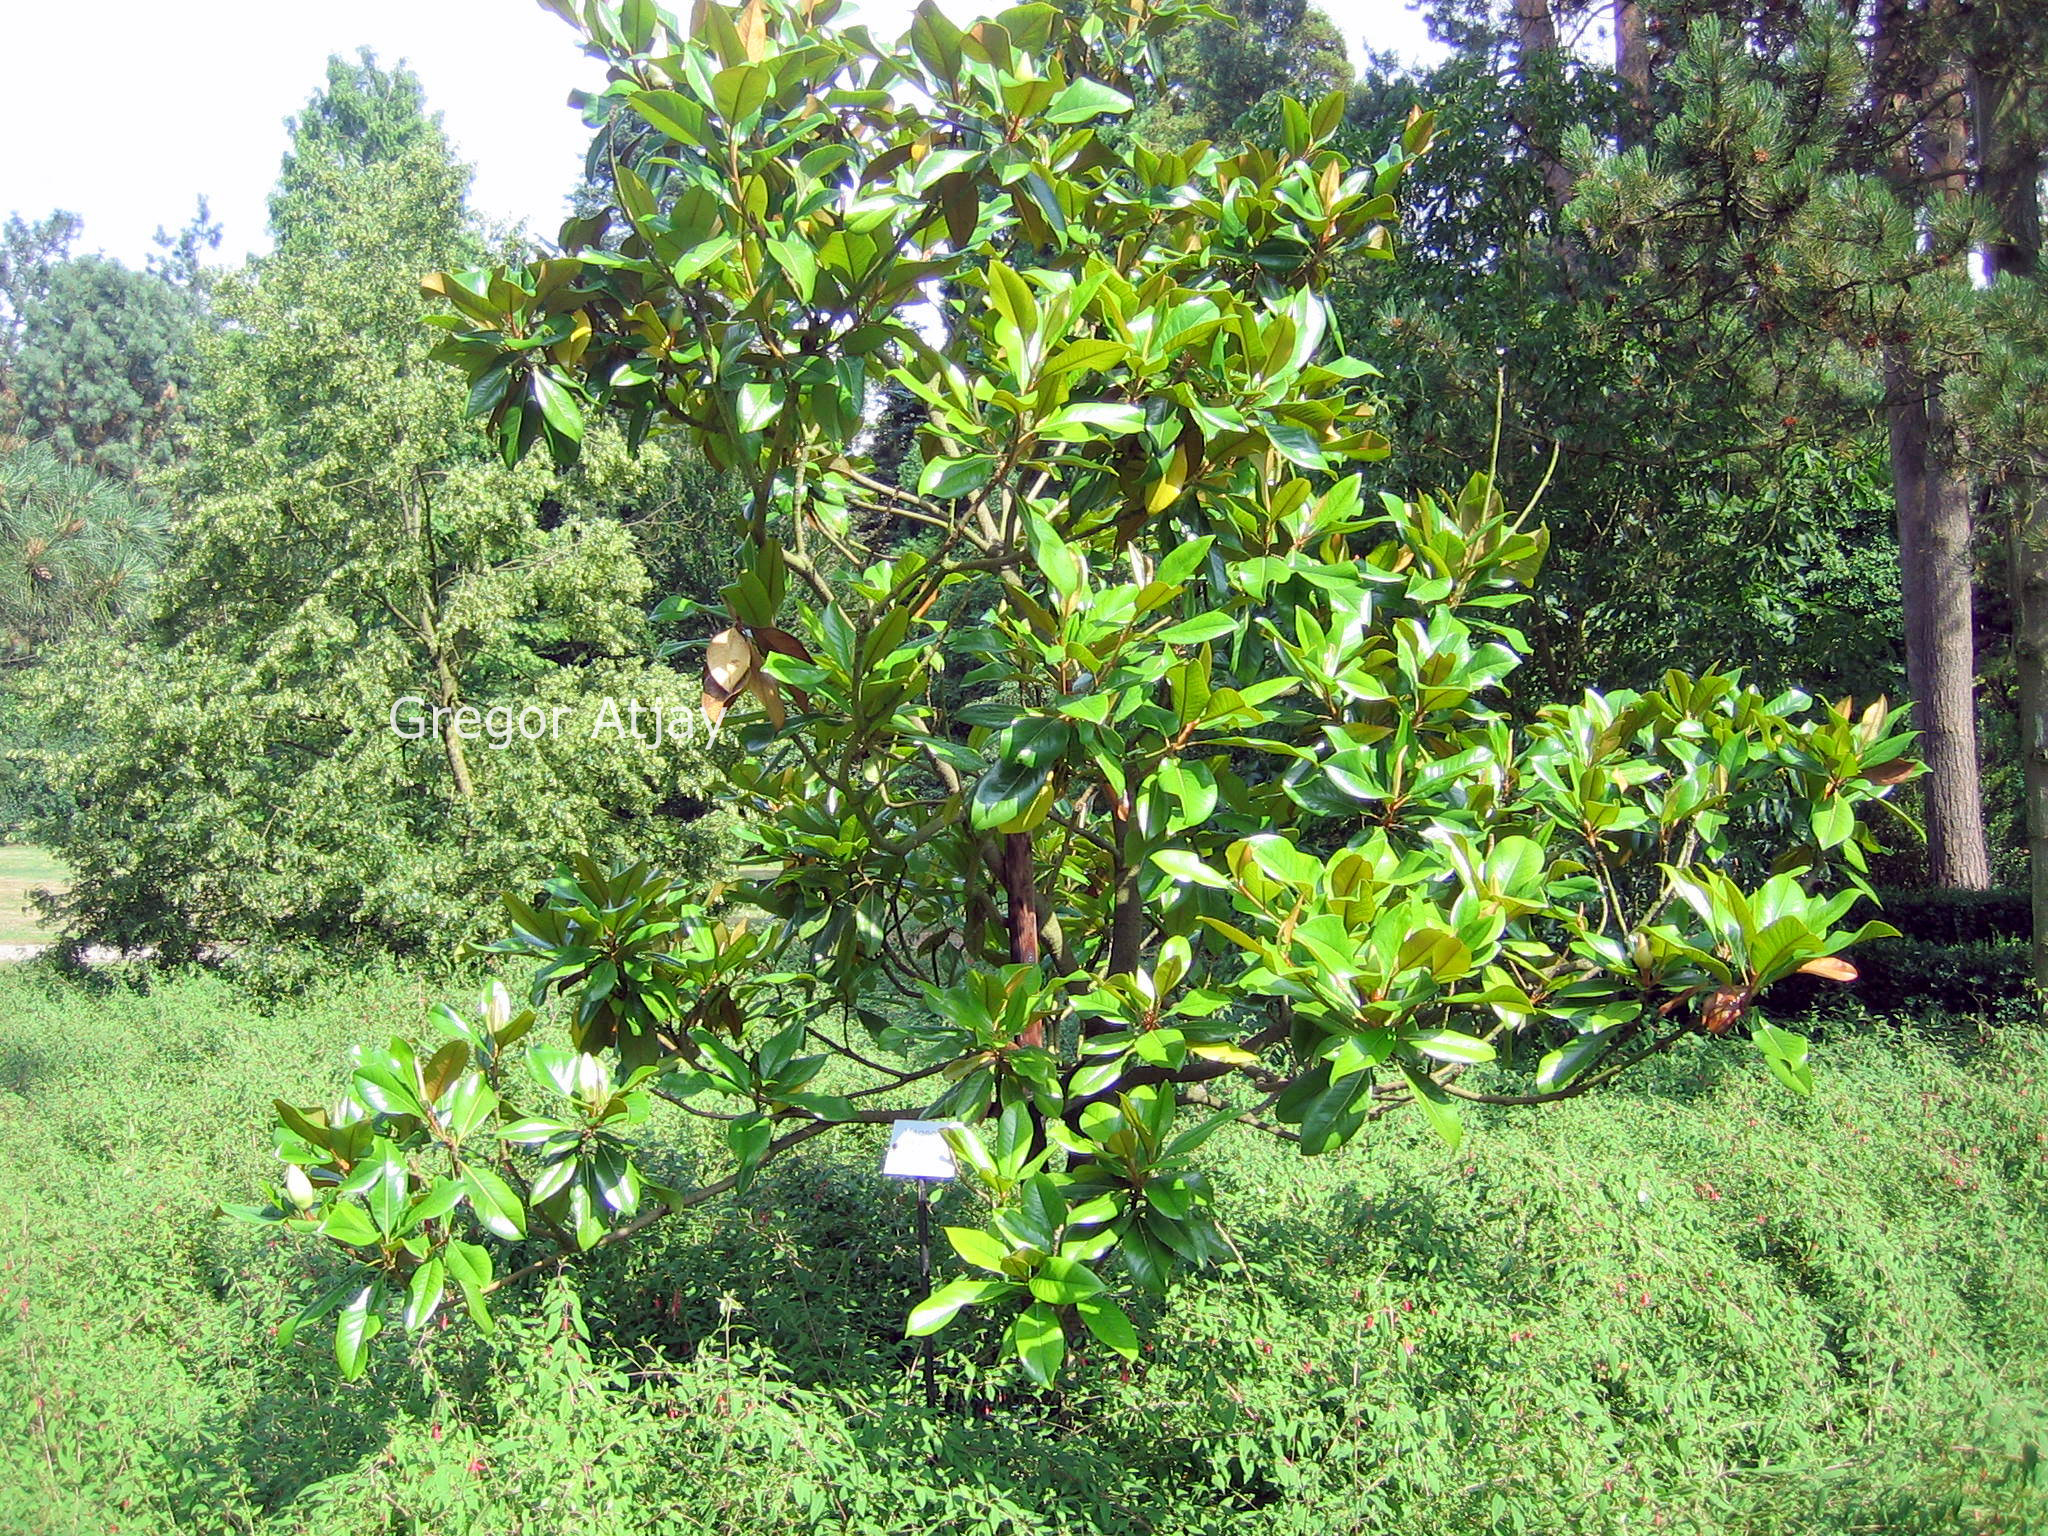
[1372,0,2001,890]
[1344,4,1906,715]
[1951,1,2048,976]
[0,207,216,482]
[0,441,164,661]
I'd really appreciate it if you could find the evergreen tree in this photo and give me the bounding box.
[0,441,164,662]
[1343,5,1905,712]
[1949,1,2048,975]
[1559,1,2005,888]
[270,50,458,254]
[0,206,217,481]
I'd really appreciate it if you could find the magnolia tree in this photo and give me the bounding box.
[233,0,1915,1383]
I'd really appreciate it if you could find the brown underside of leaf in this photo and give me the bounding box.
[1700,986,1752,1035]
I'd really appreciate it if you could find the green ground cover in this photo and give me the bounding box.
[0,845,68,944]
[0,967,2040,1534]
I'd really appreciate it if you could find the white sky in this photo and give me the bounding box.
[0,0,1443,271]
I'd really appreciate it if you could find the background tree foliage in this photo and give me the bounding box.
[21,54,734,962]
[1335,4,1909,710]
[0,0,2025,1522]
[1129,0,1351,149]
[0,439,164,663]
[0,207,216,481]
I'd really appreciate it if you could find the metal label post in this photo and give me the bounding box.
[881,1120,960,1410]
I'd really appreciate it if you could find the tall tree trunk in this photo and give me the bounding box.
[2010,503,2048,986]
[1886,368,1991,887]
[1511,0,1557,55]
[1874,0,1991,889]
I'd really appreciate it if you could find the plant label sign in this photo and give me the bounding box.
[881,1120,960,1181]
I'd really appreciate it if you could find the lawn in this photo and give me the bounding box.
[0,966,2041,1535]
[0,845,67,945]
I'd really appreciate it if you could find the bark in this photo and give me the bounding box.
[1511,0,1557,58]
[1614,0,1651,147]
[403,466,474,803]
[432,650,476,802]
[1105,806,1144,981]
[1874,0,1991,890]
[1000,830,1045,1047]
[2009,501,2048,987]
[1885,366,1991,888]
[1000,830,1040,966]
[1511,0,1577,211]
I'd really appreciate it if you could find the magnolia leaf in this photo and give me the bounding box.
[906,1277,1013,1336]
[335,1284,382,1381]
[1045,78,1133,123]
[1151,849,1230,889]
[403,1257,446,1331]
[463,1167,527,1240]
[1700,986,1751,1036]
[1076,1294,1141,1360]
[1007,1300,1067,1385]
[945,1225,1012,1273]
[1400,1064,1463,1152]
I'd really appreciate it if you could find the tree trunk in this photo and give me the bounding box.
[1511,0,1556,57]
[432,653,476,802]
[1000,830,1040,966]
[1614,0,1651,147]
[1000,830,1046,1049]
[2010,501,2048,987]
[1511,0,1577,210]
[1886,360,1991,888]
[1872,0,1990,890]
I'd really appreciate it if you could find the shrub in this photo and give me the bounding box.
[0,969,2042,1533]
[240,0,1916,1399]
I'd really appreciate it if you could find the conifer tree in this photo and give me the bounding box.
[0,207,216,481]
[1381,0,1995,889]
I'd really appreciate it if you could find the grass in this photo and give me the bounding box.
[0,965,2041,1534]
[0,844,68,944]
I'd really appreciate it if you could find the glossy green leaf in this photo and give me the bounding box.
[335,1284,382,1381]
[1044,78,1133,123]
[1076,1293,1140,1359]
[1401,1063,1464,1152]
[1007,1300,1067,1385]
[945,1225,1012,1273]
[403,1257,445,1331]
[906,1277,1015,1336]
[463,1166,528,1240]
[443,1240,495,1333]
